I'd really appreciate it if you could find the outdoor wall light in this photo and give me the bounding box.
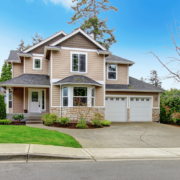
[155,97,158,101]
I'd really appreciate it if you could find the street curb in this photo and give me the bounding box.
[0,154,27,161]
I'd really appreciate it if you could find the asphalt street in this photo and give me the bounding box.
[0,160,180,180]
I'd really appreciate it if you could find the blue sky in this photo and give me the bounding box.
[0,0,180,89]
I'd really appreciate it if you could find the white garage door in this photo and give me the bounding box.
[130,98,152,122]
[105,97,127,122]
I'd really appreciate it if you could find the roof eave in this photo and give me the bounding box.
[54,82,102,87]
[0,84,50,88]
[97,50,112,55]
[44,46,61,59]
[106,60,135,65]
[17,53,32,58]
[106,89,165,92]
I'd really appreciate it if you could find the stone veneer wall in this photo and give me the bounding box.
[152,108,160,122]
[51,107,105,122]
[127,108,130,122]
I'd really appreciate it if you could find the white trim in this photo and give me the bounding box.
[44,46,61,59]
[70,52,88,74]
[107,64,118,81]
[33,54,44,57]
[18,53,32,58]
[61,47,97,52]
[97,81,105,84]
[6,87,9,113]
[106,89,164,93]
[104,55,106,108]
[51,28,106,50]
[55,83,101,87]
[24,87,25,110]
[127,65,129,84]
[33,57,42,70]
[52,79,62,83]
[24,57,25,73]
[24,30,67,53]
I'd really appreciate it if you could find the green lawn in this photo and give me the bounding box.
[0,126,82,148]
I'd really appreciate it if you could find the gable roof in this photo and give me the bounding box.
[106,76,164,92]
[51,28,107,51]
[7,50,20,62]
[106,54,135,65]
[0,74,50,87]
[24,30,67,53]
[54,75,102,86]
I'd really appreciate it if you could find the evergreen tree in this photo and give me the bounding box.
[0,94,6,119]
[0,62,12,82]
[146,70,162,88]
[69,0,118,49]
[32,33,43,46]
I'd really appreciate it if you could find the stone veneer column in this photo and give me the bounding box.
[127,108,130,122]
[152,108,160,122]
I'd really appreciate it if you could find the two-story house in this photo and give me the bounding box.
[0,28,164,122]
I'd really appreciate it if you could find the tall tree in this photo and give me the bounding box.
[32,32,43,46]
[145,70,162,88]
[69,0,118,49]
[0,62,12,82]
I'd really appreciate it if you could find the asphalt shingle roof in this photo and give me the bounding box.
[7,50,20,61]
[106,54,134,64]
[0,74,50,86]
[54,75,102,86]
[106,76,164,92]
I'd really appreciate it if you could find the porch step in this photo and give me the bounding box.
[26,116,42,119]
[26,121,43,125]
[26,119,42,122]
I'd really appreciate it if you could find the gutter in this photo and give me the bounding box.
[0,84,50,88]
[106,89,165,93]
[54,83,102,87]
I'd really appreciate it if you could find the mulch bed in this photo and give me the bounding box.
[48,123,110,129]
[0,121,26,125]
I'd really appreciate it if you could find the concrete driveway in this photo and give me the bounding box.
[28,122,180,148]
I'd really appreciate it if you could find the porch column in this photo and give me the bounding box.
[6,87,9,113]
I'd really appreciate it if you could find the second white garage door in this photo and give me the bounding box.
[130,98,152,122]
[105,97,127,122]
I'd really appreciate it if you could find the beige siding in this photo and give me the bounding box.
[30,34,65,54]
[13,88,23,113]
[25,57,49,75]
[106,64,128,85]
[59,33,99,49]
[13,60,24,78]
[52,50,104,81]
[96,85,104,106]
[106,91,159,107]
[52,85,60,107]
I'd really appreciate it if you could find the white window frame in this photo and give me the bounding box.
[70,52,88,74]
[107,64,117,81]
[62,87,68,107]
[33,57,42,70]
[91,87,95,107]
[9,92,13,109]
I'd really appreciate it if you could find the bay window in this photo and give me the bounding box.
[91,88,95,107]
[73,87,87,106]
[71,52,87,73]
[107,64,117,80]
[63,87,68,106]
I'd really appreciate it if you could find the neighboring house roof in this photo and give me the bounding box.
[24,30,67,53]
[51,28,107,51]
[0,74,50,87]
[106,76,164,92]
[54,75,102,86]
[106,54,135,65]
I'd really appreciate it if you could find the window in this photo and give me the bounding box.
[141,99,144,101]
[121,98,125,101]
[32,92,38,102]
[9,93,12,108]
[110,98,113,101]
[73,87,87,106]
[42,90,45,110]
[106,98,108,101]
[116,98,119,101]
[91,88,95,107]
[136,98,139,101]
[33,57,42,70]
[63,87,68,107]
[146,99,150,101]
[71,53,87,73]
[107,64,117,80]
[131,98,134,101]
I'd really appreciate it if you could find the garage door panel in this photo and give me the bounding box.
[130,98,152,122]
[105,98,127,122]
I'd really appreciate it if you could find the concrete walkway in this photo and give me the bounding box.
[1,144,180,161]
[28,123,180,148]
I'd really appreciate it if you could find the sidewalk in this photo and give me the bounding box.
[1,144,180,161]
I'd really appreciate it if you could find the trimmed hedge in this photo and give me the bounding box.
[0,119,12,125]
[0,94,6,119]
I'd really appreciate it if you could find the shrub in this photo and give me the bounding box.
[101,120,111,126]
[42,114,50,122]
[92,119,102,127]
[171,112,180,125]
[12,114,25,121]
[0,94,6,119]
[59,117,70,125]
[0,119,12,125]
[94,112,103,120]
[50,114,58,122]
[76,118,89,129]
[44,118,54,126]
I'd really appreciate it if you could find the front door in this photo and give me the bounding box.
[31,91,40,113]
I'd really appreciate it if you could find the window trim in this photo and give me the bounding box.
[62,87,69,107]
[70,52,88,74]
[33,57,42,70]
[107,64,118,81]
[9,92,13,109]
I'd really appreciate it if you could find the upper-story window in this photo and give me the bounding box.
[33,57,42,70]
[107,64,117,80]
[71,52,87,73]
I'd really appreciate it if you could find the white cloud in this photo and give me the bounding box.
[48,0,74,9]
[43,0,48,5]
